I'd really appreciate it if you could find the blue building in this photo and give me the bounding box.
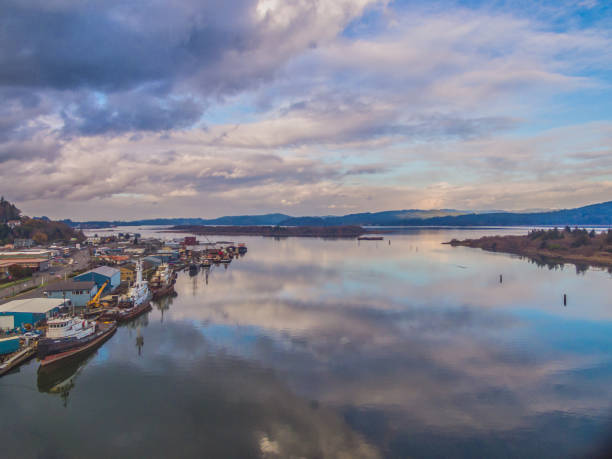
[155,250,179,263]
[44,280,98,308]
[0,298,68,330]
[74,266,120,294]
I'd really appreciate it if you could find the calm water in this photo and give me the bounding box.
[2,228,612,458]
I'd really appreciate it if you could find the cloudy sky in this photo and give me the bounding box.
[1,0,611,220]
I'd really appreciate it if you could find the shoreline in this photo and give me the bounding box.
[447,229,612,270]
[166,225,379,238]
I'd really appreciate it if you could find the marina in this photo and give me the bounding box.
[0,232,248,377]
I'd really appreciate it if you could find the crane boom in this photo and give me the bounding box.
[87,280,109,307]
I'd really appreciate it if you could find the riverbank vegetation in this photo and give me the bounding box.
[449,227,612,270]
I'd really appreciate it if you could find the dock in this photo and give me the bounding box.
[0,344,37,377]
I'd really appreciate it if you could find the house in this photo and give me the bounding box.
[44,280,98,308]
[73,266,120,294]
[0,297,69,330]
[6,220,21,229]
[14,238,34,248]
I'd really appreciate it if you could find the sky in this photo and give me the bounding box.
[1,0,611,220]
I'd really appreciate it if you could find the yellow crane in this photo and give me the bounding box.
[87,280,109,308]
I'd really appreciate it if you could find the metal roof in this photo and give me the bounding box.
[76,266,120,278]
[44,280,96,292]
[0,298,68,314]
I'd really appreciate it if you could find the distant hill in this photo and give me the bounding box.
[64,201,612,229]
[279,209,467,226]
[379,201,612,227]
[64,213,291,229]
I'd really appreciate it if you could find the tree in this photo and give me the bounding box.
[32,231,48,245]
[8,264,32,280]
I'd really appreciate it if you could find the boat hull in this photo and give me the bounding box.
[38,328,98,359]
[101,301,152,323]
[39,323,117,369]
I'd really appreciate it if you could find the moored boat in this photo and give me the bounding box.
[149,264,176,299]
[101,259,151,322]
[38,321,117,368]
[37,316,97,359]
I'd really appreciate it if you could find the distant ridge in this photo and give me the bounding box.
[384,201,612,227]
[64,201,612,228]
[63,213,291,229]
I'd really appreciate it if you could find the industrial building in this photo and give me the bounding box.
[73,266,120,294]
[0,297,68,330]
[44,280,98,308]
[0,258,49,272]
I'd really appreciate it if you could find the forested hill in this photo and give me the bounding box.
[64,201,612,228]
[63,213,291,228]
[0,197,20,222]
[0,199,84,244]
[382,201,612,227]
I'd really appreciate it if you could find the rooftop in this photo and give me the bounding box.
[44,280,96,292]
[76,266,120,278]
[0,297,68,314]
[0,258,48,267]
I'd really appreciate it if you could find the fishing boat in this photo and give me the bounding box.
[101,259,151,322]
[38,321,116,368]
[149,264,176,299]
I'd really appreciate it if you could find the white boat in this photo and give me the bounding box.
[46,317,95,340]
[125,259,150,307]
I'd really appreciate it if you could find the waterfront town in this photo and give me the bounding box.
[0,230,247,376]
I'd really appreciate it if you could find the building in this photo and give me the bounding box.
[14,238,34,248]
[184,236,197,246]
[120,265,136,284]
[0,297,68,330]
[0,258,49,272]
[44,280,98,308]
[143,256,162,267]
[121,260,156,285]
[156,249,180,263]
[73,266,120,294]
[7,220,21,229]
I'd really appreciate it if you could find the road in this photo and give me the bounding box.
[0,248,91,305]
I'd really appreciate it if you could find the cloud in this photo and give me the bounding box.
[0,0,611,218]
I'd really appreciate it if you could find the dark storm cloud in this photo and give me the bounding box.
[0,0,261,135]
[0,0,255,91]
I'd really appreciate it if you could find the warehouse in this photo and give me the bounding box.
[74,266,120,294]
[44,280,98,308]
[0,297,68,330]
